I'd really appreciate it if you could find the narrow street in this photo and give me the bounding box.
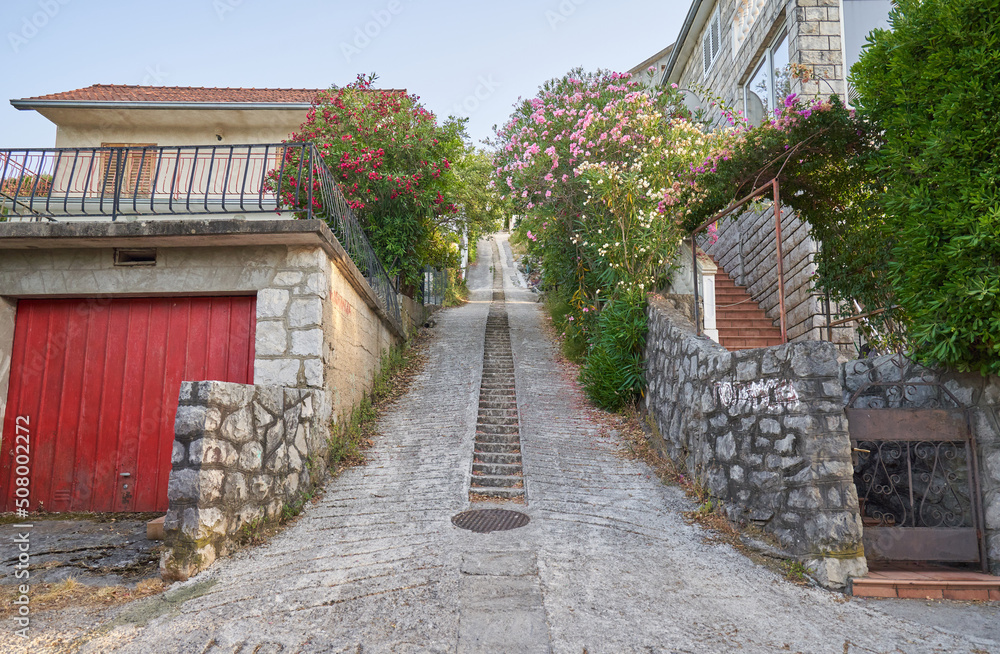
[18,235,1000,653]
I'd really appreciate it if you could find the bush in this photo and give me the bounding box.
[853,0,1000,374]
[579,296,647,411]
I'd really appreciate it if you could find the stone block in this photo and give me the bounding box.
[760,418,781,435]
[256,321,288,357]
[736,358,759,382]
[224,472,248,505]
[171,441,186,466]
[774,434,795,455]
[167,469,199,503]
[285,473,300,496]
[239,442,264,472]
[189,438,239,467]
[788,487,823,510]
[730,465,744,484]
[255,359,300,387]
[198,507,227,540]
[804,556,867,590]
[198,470,226,504]
[266,443,288,474]
[251,474,272,502]
[175,405,222,439]
[206,382,255,410]
[272,271,303,287]
[288,446,303,473]
[288,298,323,328]
[300,272,328,297]
[220,407,254,445]
[716,432,737,462]
[257,288,289,319]
[294,424,309,457]
[291,328,324,357]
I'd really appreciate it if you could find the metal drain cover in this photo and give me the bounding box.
[452,509,530,533]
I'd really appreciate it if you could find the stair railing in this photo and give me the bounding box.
[690,177,787,344]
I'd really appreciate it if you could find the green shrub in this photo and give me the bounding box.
[853,0,1000,374]
[579,296,647,411]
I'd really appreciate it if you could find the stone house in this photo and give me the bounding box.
[657,0,890,348]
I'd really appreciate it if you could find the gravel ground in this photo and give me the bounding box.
[1,235,997,653]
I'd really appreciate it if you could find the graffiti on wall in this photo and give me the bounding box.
[715,379,800,410]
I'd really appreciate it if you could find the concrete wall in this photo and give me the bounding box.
[161,381,327,581]
[644,296,865,588]
[843,355,1000,575]
[38,107,307,148]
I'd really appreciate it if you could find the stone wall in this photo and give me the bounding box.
[161,380,328,581]
[644,296,865,587]
[843,355,1000,575]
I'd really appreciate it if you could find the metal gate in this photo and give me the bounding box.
[0,296,256,513]
[846,364,988,571]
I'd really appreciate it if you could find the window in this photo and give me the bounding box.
[743,29,790,125]
[100,143,157,197]
[702,5,723,76]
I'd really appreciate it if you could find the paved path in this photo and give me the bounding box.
[21,236,1000,653]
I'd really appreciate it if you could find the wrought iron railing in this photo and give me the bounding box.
[0,143,400,325]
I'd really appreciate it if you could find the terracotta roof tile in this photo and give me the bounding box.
[17,84,401,104]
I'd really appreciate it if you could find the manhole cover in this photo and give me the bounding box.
[452,509,530,533]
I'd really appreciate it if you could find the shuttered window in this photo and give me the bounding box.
[100,143,157,197]
[703,5,723,76]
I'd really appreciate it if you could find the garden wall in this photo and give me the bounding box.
[161,380,328,582]
[644,296,865,588]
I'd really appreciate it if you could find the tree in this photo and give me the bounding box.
[285,74,467,290]
[853,0,1000,374]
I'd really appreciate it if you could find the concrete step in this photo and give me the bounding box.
[475,442,521,454]
[470,474,524,488]
[477,415,519,427]
[469,486,525,500]
[475,432,521,444]
[474,451,522,465]
[473,462,523,476]
[476,423,520,436]
[478,408,520,419]
[851,567,1000,600]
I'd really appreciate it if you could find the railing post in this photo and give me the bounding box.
[111,147,125,222]
[692,236,701,336]
[773,179,787,343]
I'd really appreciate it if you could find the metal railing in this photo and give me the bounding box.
[422,267,447,306]
[0,143,400,325]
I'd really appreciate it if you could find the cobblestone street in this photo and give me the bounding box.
[9,235,1000,653]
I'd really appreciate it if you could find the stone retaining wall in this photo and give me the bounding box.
[161,380,329,581]
[644,296,865,588]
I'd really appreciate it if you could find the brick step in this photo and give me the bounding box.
[716,302,770,314]
[473,462,523,476]
[470,486,525,500]
[470,475,524,488]
[719,337,784,350]
[852,569,1000,600]
[719,327,784,337]
[474,442,521,454]
[474,452,522,465]
[716,318,778,330]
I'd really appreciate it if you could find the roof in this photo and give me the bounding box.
[659,0,713,86]
[11,84,406,111]
[628,44,675,76]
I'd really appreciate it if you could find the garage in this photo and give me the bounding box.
[0,296,256,513]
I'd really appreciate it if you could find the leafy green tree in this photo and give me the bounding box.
[853,0,1000,374]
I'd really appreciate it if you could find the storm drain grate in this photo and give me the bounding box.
[452,509,531,533]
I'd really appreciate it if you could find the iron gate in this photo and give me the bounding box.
[846,362,988,571]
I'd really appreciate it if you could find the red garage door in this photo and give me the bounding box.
[1,296,256,513]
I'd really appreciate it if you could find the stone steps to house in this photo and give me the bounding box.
[475,431,521,444]
[475,442,521,455]
[707,256,784,352]
[851,566,1000,600]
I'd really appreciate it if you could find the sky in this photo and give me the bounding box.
[0,0,686,150]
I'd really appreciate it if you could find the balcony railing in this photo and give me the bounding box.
[0,143,400,326]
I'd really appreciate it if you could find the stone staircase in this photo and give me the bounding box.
[851,564,1000,600]
[713,261,784,351]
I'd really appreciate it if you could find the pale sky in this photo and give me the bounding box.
[0,0,685,150]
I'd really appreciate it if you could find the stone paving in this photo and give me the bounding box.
[7,235,1000,653]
